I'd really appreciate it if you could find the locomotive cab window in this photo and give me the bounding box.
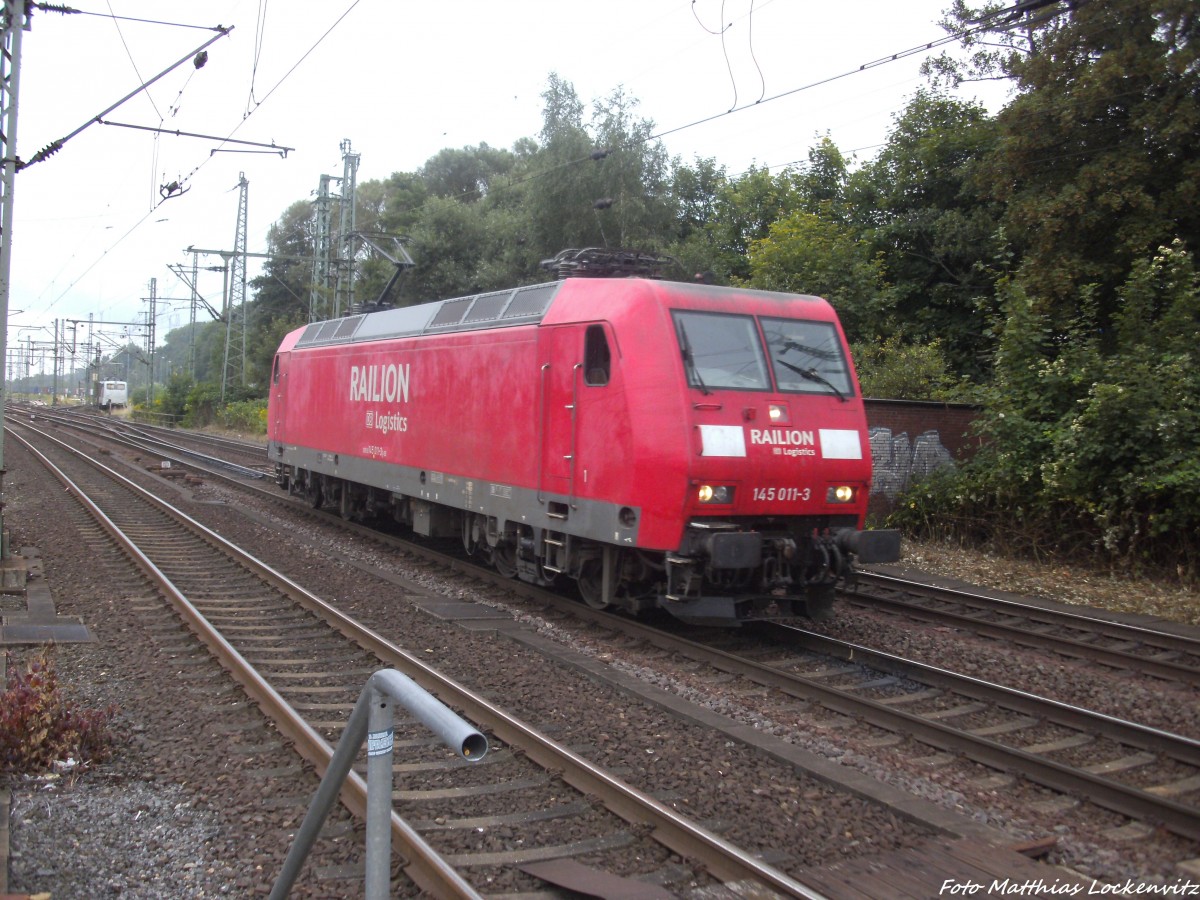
[272,355,281,385]
[584,324,611,386]
[762,317,855,399]
[672,311,770,391]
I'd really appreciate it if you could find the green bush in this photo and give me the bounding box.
[159,372,194,420]
[889,245,1200,583]
[217,399,268,435]
[182,382,223,428]
[851,336,979,401]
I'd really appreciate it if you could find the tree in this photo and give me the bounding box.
[402,195,488,301]
[947,0,1200,340]
[525,74,604,254]
[419,143,517,203]
[795,136,852,219]
[587,86,674,250]
[705,165,800,282]
[670,156,727,240]
[745,211,888,341]
[848,90,1003,377]
[521,76,677,261]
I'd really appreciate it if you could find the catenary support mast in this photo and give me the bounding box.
[0,0,29,558]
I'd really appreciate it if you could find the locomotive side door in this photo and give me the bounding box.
[270,351,289,448]
[537,322,614,507]
[538,325,581,502]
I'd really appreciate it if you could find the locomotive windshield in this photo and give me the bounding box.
[762,317,855,399]
[673,311,855,397]
[672,311,771,390]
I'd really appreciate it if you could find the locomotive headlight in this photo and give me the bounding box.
[827,485,857,503]
[698,484,735,504]
[768,403,789,424]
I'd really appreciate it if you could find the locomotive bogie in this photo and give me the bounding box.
[267,277,899,626]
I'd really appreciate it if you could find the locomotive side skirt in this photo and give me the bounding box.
[274,443,642,548]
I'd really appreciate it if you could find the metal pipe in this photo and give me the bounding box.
[370,669,488,761]
[270,669,487,899]
[269,687,371,900]
[366,685,394,897]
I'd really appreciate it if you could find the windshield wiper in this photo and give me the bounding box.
[678,322,712,395]
[781,338,837,361]
[776,358,846,402]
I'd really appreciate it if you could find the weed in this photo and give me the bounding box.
[0,647,118,778]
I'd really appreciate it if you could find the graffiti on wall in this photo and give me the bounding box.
[869,427,955,499]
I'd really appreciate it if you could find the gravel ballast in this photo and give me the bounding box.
[4,426,1200,896]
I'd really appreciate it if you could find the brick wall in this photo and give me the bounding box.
[862,399,983,511]
[863,399,982,461]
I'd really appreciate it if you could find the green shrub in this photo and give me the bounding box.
[888,246,1200,583]
[217,399,268,434]
[851,336,979,401]
[183,382,223,428]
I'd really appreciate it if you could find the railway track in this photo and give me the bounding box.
[695,622,1200,841]
[33,411,1200,835]
[8,418,822,898]
[21,405,270,477]
[17,409,1200,882]
[366,537,1200,845]
[848,570,1200,686]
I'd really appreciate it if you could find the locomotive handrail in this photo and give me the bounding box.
[536,362,550,505]
[270,669,488,900]
[568,361,583,508]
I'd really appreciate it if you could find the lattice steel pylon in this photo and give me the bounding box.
[334,139,360,318]
[309,173,334,322]
[0,0,30,557]
[221,171,249,398]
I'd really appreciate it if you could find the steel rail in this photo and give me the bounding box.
[286,517,1200,844]
[9,425,484,898]
[14,408,267,480]
[856,569,1200,653]
[10,422,826,899]
[40,412,1200,846]
[850,571,1200,686]
[608,615,1200,841]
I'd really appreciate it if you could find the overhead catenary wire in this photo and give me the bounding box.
[491,0,1047,199]
[246,0,271,117]
[34,0,1079,321]
[38,5,229,31]
[167,0,363,198]
[18,25,233,171]
[39,1,363,314]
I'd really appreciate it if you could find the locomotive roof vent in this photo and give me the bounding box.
[421,282,559,334]
[296,282,564,348]
[296,315,366,347]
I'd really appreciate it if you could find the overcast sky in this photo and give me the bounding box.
[6,0,1009,360]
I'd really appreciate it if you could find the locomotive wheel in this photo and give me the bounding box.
[577,560,611,610]
[491,542,518,579]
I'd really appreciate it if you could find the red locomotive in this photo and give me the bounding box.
[267,271,899,625]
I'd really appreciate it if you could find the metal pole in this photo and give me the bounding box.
[219,260,230,400]
[189,253,198,378]
[52,319,59,404]
[0,0,26,558]
[365,684,394,898]
[269,669,486,899]
[268,688,371,900]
